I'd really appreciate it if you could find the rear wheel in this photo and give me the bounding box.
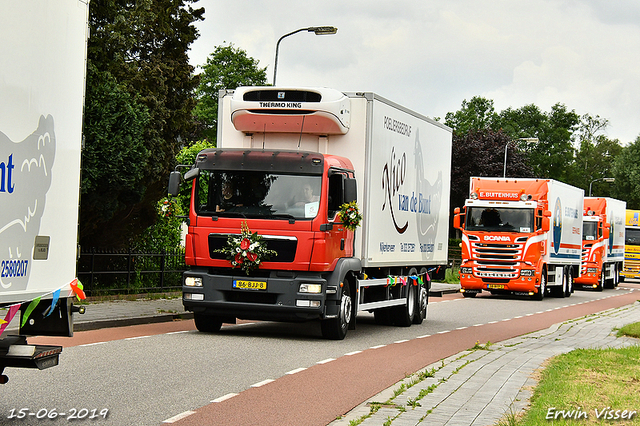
[391,280,416,327]
[321,282,352,340]
[194,313,223,333]
[412,284,428,324]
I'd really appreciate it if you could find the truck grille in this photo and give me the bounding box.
[470,239,524,279]
[581,243,593,274]
[208,234,297,263]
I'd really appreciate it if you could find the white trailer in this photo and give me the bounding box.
[0,0,89,381]
[173,86,452,339]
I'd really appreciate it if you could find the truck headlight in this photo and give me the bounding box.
[185,276,203,287]
[299,283,322,294]
[461,267,473,274]
[520,269,535,277]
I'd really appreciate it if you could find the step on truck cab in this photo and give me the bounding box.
[0,0,89,382]
[169,86,452,339]
[454,177,584,300]
[574,197,626,290]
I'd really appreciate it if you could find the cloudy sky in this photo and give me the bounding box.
[189,0,640,144]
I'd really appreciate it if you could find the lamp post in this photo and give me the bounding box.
[589,177,615,196]
[272,26,337,86]
[503,137,539,178]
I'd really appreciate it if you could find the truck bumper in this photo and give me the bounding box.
[460,275,539,294]
[182,269,334,322]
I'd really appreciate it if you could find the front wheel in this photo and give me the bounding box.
[321,283,352,340]
[532,270,546,300]
[194,313,223,333]
[564,267,573,297]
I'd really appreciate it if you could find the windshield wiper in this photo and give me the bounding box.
[271,213,296,223]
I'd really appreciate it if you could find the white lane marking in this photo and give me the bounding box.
[417,334,431,338]
[163,411,196,423]
[211,393,238,403]
[125,335,151,341]
[79,341,108,347]
[345,350,362,356]
[251,379,275,388]
[370,344,387,349]
[394,339,409,344]
[317,358,335,364]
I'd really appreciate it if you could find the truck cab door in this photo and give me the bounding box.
[324,172,353,258]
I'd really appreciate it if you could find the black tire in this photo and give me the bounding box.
[391,280,416,327]
[532,270,546,300]
[412,285,428,324]
[194,313,223,333]
[565,267,573,297]
[463,292,477,298]
[554,267,567,298]
[614,264,620,287]
[596,269,605,291]
[374,308,392,325]
[321,282,352,340]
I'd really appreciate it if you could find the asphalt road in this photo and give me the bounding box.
[1,284,639,425]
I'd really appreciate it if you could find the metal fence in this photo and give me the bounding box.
[77,248,188,296]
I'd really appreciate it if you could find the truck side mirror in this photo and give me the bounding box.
[541,217,550,232]
[344,178,357,203]
[603,226,610,239]
[453,207,461,230]
[168,171,182,196]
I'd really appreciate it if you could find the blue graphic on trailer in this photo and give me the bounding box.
[552,198,562,255]
[609,218,614,256]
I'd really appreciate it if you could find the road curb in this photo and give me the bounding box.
[74,312,194,332]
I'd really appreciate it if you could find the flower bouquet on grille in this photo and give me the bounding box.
[215,222,277,275]
[339,201,362,231]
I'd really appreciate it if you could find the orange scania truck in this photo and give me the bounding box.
[573,197,626,290]
[454,177,584,300]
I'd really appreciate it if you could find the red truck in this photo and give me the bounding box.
[169,86,452,339]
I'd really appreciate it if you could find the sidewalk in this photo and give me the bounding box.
[329,301,640,426]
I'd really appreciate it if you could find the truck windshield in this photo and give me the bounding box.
[465,207,534,233]
[583,221,598,241]
[194,170,321,220]
[626,228,640,246]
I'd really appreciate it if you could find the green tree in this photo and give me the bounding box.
[82,0,204,249]
[444,96,499,135]
[81,66,151,241]
[450,129,533,233]
[173,140,215,215]
[612,136,640,209]
[570,114,622,195]
[193,44,269,142]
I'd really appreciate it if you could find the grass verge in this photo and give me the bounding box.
[515,344,640,425]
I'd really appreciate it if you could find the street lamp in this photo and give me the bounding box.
[503,138,539,178]
[589,177,615,196]
[272,26,338,85]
